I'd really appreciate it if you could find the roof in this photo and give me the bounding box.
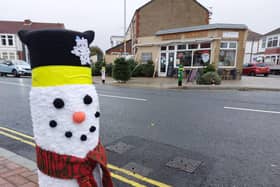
[247,30,262,41]
[0,20,65,34]
[136,0,209,13]
[155,23,248,35]
[264,27,280,36]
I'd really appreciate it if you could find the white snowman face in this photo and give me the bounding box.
[30,84,100,158]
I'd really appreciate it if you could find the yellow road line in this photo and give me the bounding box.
[0,130,146,186]
[111,173,146,187]
[108,164,172,187]
[0,127,171,187]
[0,131,35,147]
[0,126,34,140]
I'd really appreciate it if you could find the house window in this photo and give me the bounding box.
[0,34,14,46]
[219,41,237,67]
[267,37,278,48]
[8,35,14,46]
[141,53,152,63]
[2,52,8,60]
[261,38,266,48]
[1,35,6,46]
[9,52,16,60]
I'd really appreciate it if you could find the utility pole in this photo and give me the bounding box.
[124,0,126,57]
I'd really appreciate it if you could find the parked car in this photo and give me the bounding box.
[242,63,270,77]
[0,60,31,77]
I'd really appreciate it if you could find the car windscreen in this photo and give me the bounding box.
[256,63,266,67]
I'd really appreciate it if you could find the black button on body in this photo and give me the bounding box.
[89,126,96,133]
[49,120,57,128]
[80,135,87,141]
[95,112,100,118]
[65,131,72,138]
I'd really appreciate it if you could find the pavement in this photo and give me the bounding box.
[93,75,280,91]
[0,148,38,187]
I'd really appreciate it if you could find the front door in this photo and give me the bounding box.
[159,53,167,77]
[167,52,175,77]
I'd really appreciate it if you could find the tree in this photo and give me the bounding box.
[112,58,131,82]
[90,46,104,62]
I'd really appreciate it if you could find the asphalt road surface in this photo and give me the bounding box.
[1,76,280,186]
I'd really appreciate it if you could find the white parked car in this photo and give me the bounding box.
[0,60,31,77]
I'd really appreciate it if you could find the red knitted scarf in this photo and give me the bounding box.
[36,142,113,187]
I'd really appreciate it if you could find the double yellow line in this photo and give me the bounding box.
[0,126,171,187]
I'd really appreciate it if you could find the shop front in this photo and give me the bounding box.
[135,24,248,80]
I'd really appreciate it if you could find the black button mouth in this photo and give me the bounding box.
[89,126,96,133]
[80,135,87,141]
[65,131,72,138]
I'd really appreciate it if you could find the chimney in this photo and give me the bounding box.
[24,19,32,25]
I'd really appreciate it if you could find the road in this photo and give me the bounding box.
[1,76,280,186]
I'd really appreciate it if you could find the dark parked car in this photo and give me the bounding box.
[242,63,270,77]
[0,60,31,77]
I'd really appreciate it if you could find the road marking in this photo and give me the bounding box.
[0,126,170,187]
[0,81,147,102]
[108,164,172,187]
[224,106,280,114]
[99,94,147,102]
[0,81,30,87]
[110,173,146,187]
[0,127,34,140]
[0,131,35,147]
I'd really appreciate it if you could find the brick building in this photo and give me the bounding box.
[106,0,210,61]
[0,19,64,62]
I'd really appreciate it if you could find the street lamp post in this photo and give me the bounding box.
[124,0,126,57]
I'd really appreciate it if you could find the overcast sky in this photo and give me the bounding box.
[1,0,279,51]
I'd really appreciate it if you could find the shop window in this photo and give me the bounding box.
[188,44,198,49]
[168,46,175,50]
[177,51,192,66]
[219,50,236,66]
[177,44,186,50]
[272,37,278,47]
[200,43,211,49]
[141,53,152,63]
[220,42,228,48]
[193,50,211,66]
[161,46,167,51]
[219,41,237,67]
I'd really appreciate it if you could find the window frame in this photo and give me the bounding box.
[0,34,15,47]
[218,41,238,68]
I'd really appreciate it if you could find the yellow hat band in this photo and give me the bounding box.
[32,66,92,87]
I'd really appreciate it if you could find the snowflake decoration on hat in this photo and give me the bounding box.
[71,36,91,65]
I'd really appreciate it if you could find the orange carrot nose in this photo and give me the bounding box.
[73,112,86,124]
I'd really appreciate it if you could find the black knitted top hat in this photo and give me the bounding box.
[18,29,95,69]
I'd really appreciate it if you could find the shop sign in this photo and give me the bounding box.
[223,32,239,38]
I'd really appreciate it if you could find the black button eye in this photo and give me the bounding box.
[95,112,100,118]
[53,98,64,109]
[84,95,92,105]
[49,120,57,128]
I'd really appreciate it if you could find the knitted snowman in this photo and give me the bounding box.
[18,29,113,187]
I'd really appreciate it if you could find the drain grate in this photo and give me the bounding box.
[166,157,202,173]
[123,162,153,176]
[106,141,134,154]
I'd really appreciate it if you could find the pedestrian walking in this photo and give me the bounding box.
[101,66,106,84]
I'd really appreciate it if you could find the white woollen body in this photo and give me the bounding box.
[30,84,102,187]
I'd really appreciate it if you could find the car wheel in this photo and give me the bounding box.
[264,73,269,77]
[249,72,256,76]
[12,69,19,77]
